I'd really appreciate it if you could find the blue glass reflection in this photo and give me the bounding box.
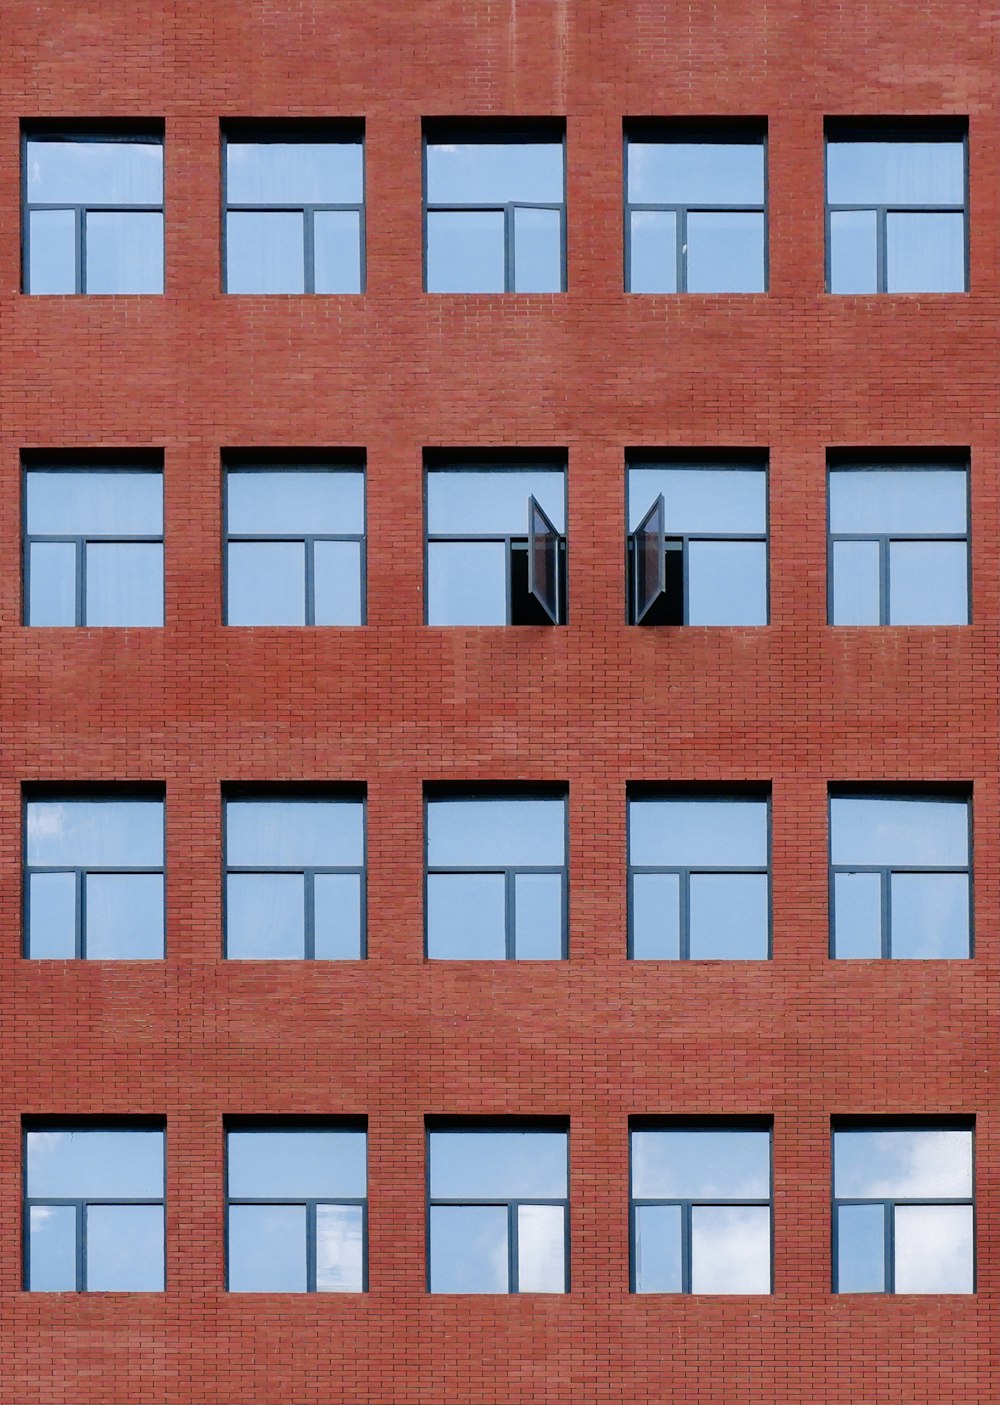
[426,142,563,205]
[86,1204,164,1291]
[830,797,968,868]
[429,1204,508,1292]
[632,1130,770,1200]
[627,142,764,206]
[228,1130,366,1199]
[27,1129,164,1199]
[27,800,164,868]
[429,1130,567,1200]
[630,799,767,869]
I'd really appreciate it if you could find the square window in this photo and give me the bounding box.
[222,124,364,294]
[629,794,769,959]
[25,794,165,959]
[428,1124,568,1293]
[825,123,967,293]
[224,462,365,626]
[828,462,969,625]
[631,1123,772,1294]
[226,1124,366,1292]
[830,793,971,958]
[833,1123,974,1293]
[25,1125,165,1291]
[426,794,566,958]
[625,123,767,293]
[424,123,565,293]
[23,129,164,294]
[224,793,365,958]
[627,460,768,625]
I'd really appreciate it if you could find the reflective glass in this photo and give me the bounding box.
[833,1129,972,1199]
[28,542,77,625]
[314,210,363,293]
[27,209,76,293]
[429,799,564,867]
[27,139,163,204]
[227,800,363,868]
[629,799,767,869]
[426,211,505,293]
[888,541,967,624]
[829,209,878,293]
[226,141,363,206]
[85,542,163,625]
[516,1204,565,1291]
[427,540,507,624]
[430,1131,567,1200]
[426,142,563,205]
[634,1203,683,1292]
[86,1204,164,1291]
[512,206,561,291]
[830,798,968,868]
[890,872,969,958]
[513,873,563,958]
[27,1129,164,1199]
[227,471,364,536]
[316,1204,364,1291]
[836,1203,886,1291]
[314,540,363,625]
[85,212,163,293]
[228,1203,307,1291]
[628,210,676,292]
[894,1204,973,1292]
[690,1205,770,1293]
[429,1204,508,1293]
[826,140,964,206]
[314,873,363,959]
[688,872,768,959]
[226,873,305,959]
[85,872,164,958]
[829,470,966,536]
[886,212,964,293]
[427,872,506,959]
[27,800,164,868]
[631,872,681,959]
[28,1204,77,1290]
[831,539,881,625]
[27,471,162,537]
[28,871,77,958]
[227,541,306,625]
[428,471,565,535]
[686,211,765,293]
[628,468,765,535]
[688,540,767,624]
[832,871,883,958]
[228,1130,366,1199]
[632,1130,770,1201]
[226,211,305,294]
[627,141,764,204]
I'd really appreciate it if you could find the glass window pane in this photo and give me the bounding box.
[426,142,563,205]
[428,470,565,535]
[627,142,764,205]
[691,1205,770,1293]
[427,540,507,625]
[27,1129,164,1200]
[634,1203,683,1292]
[629,799,767,869]
[426,210,506,293]
[631,872,681,959]
[831,540,881,625]
[430,1130,567,1200]
[427,872,506,959]
[28,542,77,625]
[226,800,362,868]
[689,873,768,959]
[228,1204,307,1292]
[27,209,76,293]
[27,471,163,537]
[686,211,765,293]
[84,542,163,626]
[85,212,163,294]
[832,871,883,958]
[627,468,766,535]
[228,1130,365,1200]
[833,1129,972,1199]
[513,873,563,958]
[27,139,163,204]
[85,873,164,959]
[28,1204,78,1290]
[632,1130,770,1201]
[628,210,676,292]
[28,871,77,958]
[313,540,363,625]
[27,800,164,868]
[688,540,767,624]
[829,470,967,536]
[429,799,564,867]
[226,141,363,205]
[836,1203,886,1292]
[227,541,306,625]
[86,1204,164,1291]
[829,209,878,294]
[894,1204,973,1293]
[316,1203,364,1291]
[226,873,305,959]
[830,798,968,868]
[313,209,362,293]
[429,1204,509,1293]
[227,471,364,537]
[516,1204,565,1291]
[226,211,305,294]
[513,207,561,292]
[890,872,970,958]
[314,873,363,959]
[887,211,964,292]
[827,140,964,207]
[888,541,968,625]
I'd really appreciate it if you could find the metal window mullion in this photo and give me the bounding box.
[879,535,891,624]
[505,868,516,960]
[303,208,316,294]
[886,1200,895,1293]
[304,536,316,625]
[508,1201,519,1292]
[682,1201,693,1293]
[304,869,316,959]
[679,870,691,960]
[76,867,86,958]
[76,537,87,625]
[77,1200,86,1291]
[504,203,516,292]
[680,534,691,623]
[677,207,688,292]
[76,207,86,294]
[877,206,888,293]
[881,867,892,958]
[306,1200,317,1293]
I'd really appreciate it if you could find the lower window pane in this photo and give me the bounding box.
[227,541,306,625]
[687,541,767,625]
[429,1204,509,1293]
[512,207,562,292]
[513,873,563,958]
[226,211,305,294]
[890,872,969,959]
[313,539,363,625]
[85,212,163,294]
[833,871,883,958]
[28,209,77,294]
[226,872,306,959]
[313,210,362,294]
[426,211,506,293]
[688,873,768,959]
[28,1204,77,1290]
[516,1203,565,1292]
[831,539,881,625]
[85,1204,164,1291]
[228,1203,307,1291]
[427,872,506,959]
[427,540,508,625]
[315,1203,364,1291]
[634,1203,683,1292]
[888,540,968,625]
[631,872,681,959]
[690,1205,770,1294]
[28,871,77,958]
[84,542,163,626]
[628,210,677,293]
[836,1203,885,1292]
[85,872,164,958]
[886,212,965,294]
[829,209,878,293]
[314,872,363,959]
[686,211,765,293]
[894,1203,973,1293]
[28,541,78,625]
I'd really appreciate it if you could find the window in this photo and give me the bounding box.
[631,1123,772,1293]
[224,463,364,625]
[222,124,364,293]
[25,1124,165,1291]
[428,1125,568,1293]
[628,794,769,959]
[828,463,969,625]
[224,793,364,959]
[625,123,766,293]
[426,462,566,625]
[830,793,971,958]
[426,794,566,958]
[627,460,767,625]
[424,123,565,292]
[25,794,165,959]
[226,1124,366,1292]
[23,128,164,294]
[825,123,967,293]
[833,1124,973,1293]
[24,464,164,627]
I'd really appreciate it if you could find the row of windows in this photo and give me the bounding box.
[21,122,969,295]
[20,459,972,627]
[22,1121,975,1296]
[19,791,974,961]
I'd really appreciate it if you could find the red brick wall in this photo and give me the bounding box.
[0,1,997,1401]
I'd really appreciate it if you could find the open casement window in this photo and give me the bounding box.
[527,496,562,624]
[630,494,667,624]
